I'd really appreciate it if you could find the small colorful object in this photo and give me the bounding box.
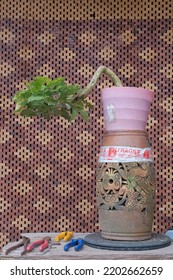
[64,238,85,251]
[26,237,51,253]
[64,231,73,241]
[54,231,73,242]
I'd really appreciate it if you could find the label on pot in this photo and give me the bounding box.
[99,146,153,162]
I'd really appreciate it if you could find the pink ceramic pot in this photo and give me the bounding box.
[101,87,154,131]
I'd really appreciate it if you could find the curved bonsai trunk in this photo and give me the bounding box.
[80,66,123,98]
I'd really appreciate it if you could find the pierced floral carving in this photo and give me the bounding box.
[97,162,156,213]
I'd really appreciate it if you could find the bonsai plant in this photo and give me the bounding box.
[13,66,122,121]
[13,66,157,243]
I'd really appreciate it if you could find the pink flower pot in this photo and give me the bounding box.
[101,87,154,131]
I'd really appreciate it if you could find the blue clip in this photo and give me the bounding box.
[64,239,78,251]
[74,239,85,251]
[64,238,85,251]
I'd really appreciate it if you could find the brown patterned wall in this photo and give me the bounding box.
[0,0,173,248]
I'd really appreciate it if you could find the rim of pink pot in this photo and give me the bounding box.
[101,86,154,102]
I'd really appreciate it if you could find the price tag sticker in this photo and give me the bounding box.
[99,146,153,162]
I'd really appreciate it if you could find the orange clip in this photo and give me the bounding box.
[54,231,73,242]
[54,232,66,242]
[64,231,73,241]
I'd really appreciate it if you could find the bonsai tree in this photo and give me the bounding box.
[13,66,122,121]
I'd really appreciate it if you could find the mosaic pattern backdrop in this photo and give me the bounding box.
[0,0,173,248]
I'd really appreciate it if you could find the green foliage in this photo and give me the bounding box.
[13,76,93,121]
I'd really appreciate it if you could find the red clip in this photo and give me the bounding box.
[39,239,49,252]
[26,237,50,252]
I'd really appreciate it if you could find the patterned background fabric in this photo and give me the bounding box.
[0,0,173,248]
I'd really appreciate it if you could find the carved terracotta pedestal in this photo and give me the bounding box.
[97,131,155,240]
